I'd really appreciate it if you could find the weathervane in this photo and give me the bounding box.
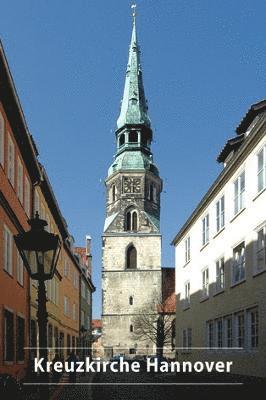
[131,4,137,20]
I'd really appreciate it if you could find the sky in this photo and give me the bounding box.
[0,0,265,318]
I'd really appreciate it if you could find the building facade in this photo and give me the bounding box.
[173,101,266,377]
[0,41,40,380]
[102,14,162,358]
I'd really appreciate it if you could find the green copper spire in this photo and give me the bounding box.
[117,6,151,130]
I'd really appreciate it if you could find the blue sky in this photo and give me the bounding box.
[0,0,265,318]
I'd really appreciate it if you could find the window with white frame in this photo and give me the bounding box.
[17,157,24,204]
[73,271,78,289]
[255,225,266,273]
[257,145,266,192]
[185,236,190,264]
[34,190,40,214]
[17,250,24,286]
[73,303,77,321]
[248,308,258,349]
[64,260,69,277]
[7,134,15,186]
[207,321,214,348]
[184,281,190,308]
[24,176,30,216]
[202,268,209,298]
[232,242,245,284]
[225,316,233,348]
[0,111,4,166]
[3,224,13,275]
[182,328,192,350]
[216,195,225,232]
[216,257,225,292]
[236,313,245,348]
[64,296,70,316]
[216,319,223,348]
[234,171,245,215]
[202,214,209,246]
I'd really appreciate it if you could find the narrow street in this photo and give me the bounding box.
[54,369,265,400]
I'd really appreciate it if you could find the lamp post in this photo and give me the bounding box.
[80,326,87,360]
[15,212,61,400]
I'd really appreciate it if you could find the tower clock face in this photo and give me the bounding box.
[123,177,141,193]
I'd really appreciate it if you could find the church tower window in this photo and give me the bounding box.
[119,134,125,147]
[125,209,138,231]
[129,131,138,143]
[129,296,133,305]
[126,245,137,269]
[130,324,134,332]
[112,185,116,202]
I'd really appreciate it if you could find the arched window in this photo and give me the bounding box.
[126,245,137,269]
[130,324,134,333]
[129,296,133,305]
[129,131,138,143]
[119,134,125,147]
[112,185,116,202]
[125,209,138,231]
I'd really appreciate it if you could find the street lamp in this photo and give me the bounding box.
[14,212,61,398]
[80,326,87,360]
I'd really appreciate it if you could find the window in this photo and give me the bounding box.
[232,242,245,284]
[34,190,40,214]
[236,313,245,348]
[81,280,86,298]
[207,321,214,349]
[255,226,266,273]
[17,158,23,204]
[185,236,190,264]
[17,250,24,286]
[3,224,13,275]
[125,209,138,231]
[234,171,245,215]
[184,281,190,308]
[182,328,192,351]
[216,257,225,292]
[0,111,4,166]
[202,268,209,298]
[87,289,91,305]
[24,176,30,216]
[225,316,233,348]
[129,296,133,305]
[216,195,225,232]
[126,245,137,269]
[129,131,138,143]
[112,185,116,202]
[40,203,45,220]
[216,319,223,348]
[257,146,266,192]
[119,134,125,147]
[4,309,14,361]
[130,324,134,332]
[48,324,53,348]
[14,322,23,363]
[73,304,77,321]
[248,308,258,349]
[64,260,69,277]
[81,310,85,327]
[64,296,70,316]
[7,135,15,186]
[149,183,156,202]
[202,214,209,246]
[73,271,78,289]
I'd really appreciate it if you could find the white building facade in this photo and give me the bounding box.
[173,100,266,377]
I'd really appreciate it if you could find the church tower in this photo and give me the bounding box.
[102,7,162,358]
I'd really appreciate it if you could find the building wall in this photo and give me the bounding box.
[174,114,266,377]
[0,102,32,379]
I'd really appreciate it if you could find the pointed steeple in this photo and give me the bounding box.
[117,6,151,130]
